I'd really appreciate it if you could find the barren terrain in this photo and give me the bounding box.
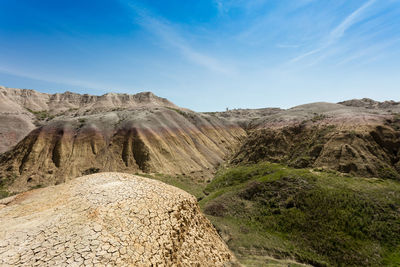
[0,172,237,266]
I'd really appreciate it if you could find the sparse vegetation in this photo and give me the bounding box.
[29,184,43,190]
[26,108,54,120]
[379,167,400,180]
[135,173,206,200]
[83,167,100,175]
[311,113,327,122]
[390,113,400,130]
[0,174,17,199]
[166,107,187,116]
[78,118,86,128]
[203,111,218,116]
[166,107,197,121]
[0,186,9,199]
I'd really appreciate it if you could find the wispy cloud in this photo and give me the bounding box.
[328,0,376,42]
[336,37,400,66]
[125,2,233,75]
[289,0,376,65]
[0,66,115,92]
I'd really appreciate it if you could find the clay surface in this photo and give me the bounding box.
[0,173,237,266]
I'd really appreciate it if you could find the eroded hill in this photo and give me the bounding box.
[230,102,400,179]
[1,87,400,266]
[0,172,238,266]
[1,86,400,195]
[0,86,182,153]
[0,107,245,193]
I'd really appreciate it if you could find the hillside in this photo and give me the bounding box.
[1,86,400,266]
[1,86,400,194]
[200,162,400,266]
[0,105,245,193]
[230,102,400,179]
[0,173,237,266]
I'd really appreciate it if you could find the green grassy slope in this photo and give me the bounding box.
[199,162,400,266]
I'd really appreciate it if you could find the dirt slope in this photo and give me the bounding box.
[0,172,237,266]
[0,105,245,193]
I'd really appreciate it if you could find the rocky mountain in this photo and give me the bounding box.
[0,173,237,266]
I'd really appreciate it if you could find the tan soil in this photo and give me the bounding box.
[0,172,238,266]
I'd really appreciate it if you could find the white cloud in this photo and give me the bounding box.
[126,2,233,75]
[288,0,377,65]
[0,66,116,92]
[328,0,376,43]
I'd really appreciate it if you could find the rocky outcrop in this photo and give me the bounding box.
[232,103,400,179]
[339,98,400,111]
[0,86,179,115]
[0,173,237,266]
[0,106,245,193]
[233,123,400,179]
[0,86,181,153]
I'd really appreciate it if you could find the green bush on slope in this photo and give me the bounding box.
[200,162,400,266]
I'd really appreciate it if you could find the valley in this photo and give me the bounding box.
[1,86,400,266]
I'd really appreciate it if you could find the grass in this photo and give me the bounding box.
[311,113,327,122]
[134,172,207,200]
[3,160,398,266]
[166,107,188,117]
[0,188,9,199]
[83,167,100,175]
[26,108,54,120]
[200,162,400,266]
[166,107,197,122]
[29,184,43,190]
[0,173,17,199]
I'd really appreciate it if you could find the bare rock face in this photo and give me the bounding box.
[0,173,237,266]
[339,98,400,111]
[0,87,38,153]
[0,87,246,193]
[232,103,400,179]
[0,86,182,154]
[0,106,245,193]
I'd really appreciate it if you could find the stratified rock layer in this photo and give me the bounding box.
[0,86,181,154]
[0,107,245,192]
[232,103,400,179]
[0,173,237,266]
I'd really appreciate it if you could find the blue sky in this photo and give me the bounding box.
[0,0,399,111]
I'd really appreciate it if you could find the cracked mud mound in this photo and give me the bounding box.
[0,172,237,266]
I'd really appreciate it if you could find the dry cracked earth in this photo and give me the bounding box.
[0,173,237,266]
